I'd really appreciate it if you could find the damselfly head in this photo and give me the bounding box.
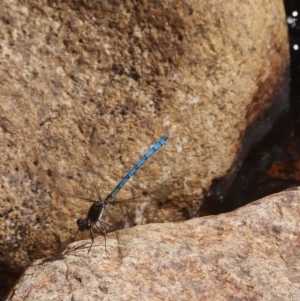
[76,218,91,231]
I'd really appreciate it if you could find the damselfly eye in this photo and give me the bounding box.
[76,219,87,231]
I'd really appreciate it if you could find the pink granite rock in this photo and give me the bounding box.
[6,189,300,300]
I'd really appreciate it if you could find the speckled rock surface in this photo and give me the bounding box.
[0,0,289,295]
[6,189,300,301]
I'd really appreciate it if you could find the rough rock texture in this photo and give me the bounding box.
[0,0,289,295]
[6,189,300,301]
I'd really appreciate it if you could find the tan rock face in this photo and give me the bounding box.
[6,189,300,301]
[0,0,289,294]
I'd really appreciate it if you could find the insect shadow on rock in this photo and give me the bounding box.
[71,133,169,254]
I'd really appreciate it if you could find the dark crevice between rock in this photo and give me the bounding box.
[0,261,22,301]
